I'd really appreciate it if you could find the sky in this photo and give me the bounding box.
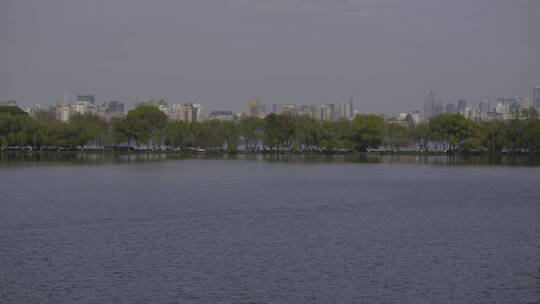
[1,0,539,113]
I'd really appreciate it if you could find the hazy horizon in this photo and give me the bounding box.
[1,0,539,113]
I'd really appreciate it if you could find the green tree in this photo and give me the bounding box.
[164,120,189,150]
[351,114,385,152]
[188,121,224,150]
[110,117,132,148]
[69,114,107,150]
[125,105,167,149]
[219,121,241,152]
[481,120,506,153]
[239,117,265,151]
[412,123,431,152]
[429,113,478,151]
[384,123,411,152]
[263,114,295,151]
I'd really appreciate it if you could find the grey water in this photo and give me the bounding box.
[1,154,539,304]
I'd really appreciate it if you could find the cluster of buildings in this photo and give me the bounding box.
[3,84,540,125]
[135,99,204,123]
[20,94,126,122]
[423,85,540,122]
[0,99,18,107]
[245,99,354,121]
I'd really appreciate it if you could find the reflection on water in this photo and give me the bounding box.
[1,153,539,303]
[1,151,539,166]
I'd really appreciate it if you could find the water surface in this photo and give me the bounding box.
[1,155,539,303]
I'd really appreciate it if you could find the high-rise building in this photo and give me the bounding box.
[479,100,490,114]
[445,103,457,114]
[55,99,71,122]
[77,94,95,104]
[337,99,353,119]
[182,103,200,123]
[488,100,498,113]
[271,104,283,114]
[495,99,513,120]
[534,85,540,109]
[247,99,261,117]
[423,91,442,120]
[193,104,203,121]
[457,99,467,113]
[106,101,124,113]
[517,97,531,109]
[209,111,234,121]
[136,98,166,107]
[75,101,89,114]
[320,104,335,121]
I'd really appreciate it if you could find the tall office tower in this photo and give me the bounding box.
[320,104,335,121]
[193,104,203,121]
[338,99,353,119]
[433,103,445,116]
[247,99,261,117]
[423,91,442,120]
[135,98,166,107]
[75,101,89,114]
[272,104,283,114]
[517,97,531,109]
[106,101,125,113]
[534,85,540,109]
[445,103,457,114]
[77,94,95,104]
[55,99,71,122]
[281,104,296,116]
[488,100,498,112]
[306,105,318,119]
[479,100,490,114]
[457,99,467,113]
[182,103,200,123]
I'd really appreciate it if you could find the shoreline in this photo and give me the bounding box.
[1,149,539,157]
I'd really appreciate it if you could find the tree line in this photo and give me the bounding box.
[1,105,539,153]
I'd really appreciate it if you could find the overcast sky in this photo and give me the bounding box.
[1,0,539,113]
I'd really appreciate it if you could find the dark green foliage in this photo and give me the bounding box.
[239,117,265,151]
[0,106,28,116]
[384,123,410,152]
[124,105,168,149]
[351,114,385,152]
[1,106,540,153]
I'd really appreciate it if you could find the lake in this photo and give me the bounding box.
[1,154,539,303]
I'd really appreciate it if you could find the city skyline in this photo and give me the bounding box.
[1,0,539,113]
[3,83,540,115]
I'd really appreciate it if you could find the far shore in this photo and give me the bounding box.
[1,149,539,157]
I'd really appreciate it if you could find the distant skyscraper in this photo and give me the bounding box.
[479,100,490,114]
[534,85,540,109]
[136,98,166,107]
[457,99,467,113]
[517,97,531,109]
[423,91,442,120]
[77,94,95,104]
[182,103,200,123]
[445,103,457,114]
[271,104,283,114]
[320,104,335,121]
[338,99,353,119]
[55,98,71,122]
[209,111,234,121]
[247,99,261,117]
[106,101,125,113]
